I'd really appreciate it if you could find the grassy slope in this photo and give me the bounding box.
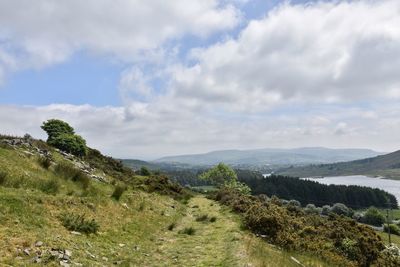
[0,145,330,266]
[278,150,400,179]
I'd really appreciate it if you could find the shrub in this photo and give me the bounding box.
[384,224,400,236]
[180,227,195,235]
[213,188,383,266]
[339,238,359,261]
[361,207,385,226]
[111,184,127,201]
[50,133,87,157]
[288,199,301,207]
[55,162,90,190]
[168,222,176,231]
[196,214,209,222]
[59,213,99,234]
[331,203,350,216]
[140,166,151,176]
[39,178,60,194]
[0,171,7,185]
[37,156,52,169]
[41,119,75,143]
[321,205,331,215]
[304,204,319,215]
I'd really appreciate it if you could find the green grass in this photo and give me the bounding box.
[0,145,339,266]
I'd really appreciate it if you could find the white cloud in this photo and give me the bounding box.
[169,0,400,110]
[1,102,399,158]
[0,0,241,81]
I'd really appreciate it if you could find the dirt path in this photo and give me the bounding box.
[142,195,252,267]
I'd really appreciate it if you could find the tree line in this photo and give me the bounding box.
[237,171,398,208]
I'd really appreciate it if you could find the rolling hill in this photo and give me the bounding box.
[278,149,400,179]
[155,147,383,167]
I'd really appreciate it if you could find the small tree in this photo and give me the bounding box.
[51,133,87,157]
[41,119,75,143]
[41,119,87,157]
[199,163,251,195]
[331,203,350,216]
[361,207,385,226]
[140,166,151,176]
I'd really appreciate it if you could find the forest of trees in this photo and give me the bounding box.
[238,172,398,209]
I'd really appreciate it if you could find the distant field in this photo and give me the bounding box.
[191,185,218,192]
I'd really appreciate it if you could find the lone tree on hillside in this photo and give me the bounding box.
[199,163,251,195]
[41,119,75,143]
[41,119,87,157]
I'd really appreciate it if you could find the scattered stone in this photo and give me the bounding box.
[102,257,108,262]
[59,260,70,267]
[70,231,82,235]
[35,241,43,247]
[32,256,41,263]
[23,248,30,256]
[86,251,96,259]
[122,203,129,209]
[64,249,72,257]
[118,243,125,248]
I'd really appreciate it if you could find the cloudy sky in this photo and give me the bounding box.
[1,0,400,159]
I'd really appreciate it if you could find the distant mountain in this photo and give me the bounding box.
[155,147,383,167]
[277,149,400,180]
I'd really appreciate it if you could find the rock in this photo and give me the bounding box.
[118,243,125,248]
[102,257,108,262]
[50,250,60,257]
[122,203,129,209]
[64,249,72,257]
[23,248,30,256]
[59,261,70,267]
[70,231,82,235]
[32,256,42,263]
[35,241,43,247]
[86,251,96,259]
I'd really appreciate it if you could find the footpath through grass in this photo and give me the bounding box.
[144,195,330,267]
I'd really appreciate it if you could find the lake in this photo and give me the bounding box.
[303,175,400,204]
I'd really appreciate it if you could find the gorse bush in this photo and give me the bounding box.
[214,188,384,266]
[111,183,127,201]
[59,213,99,234]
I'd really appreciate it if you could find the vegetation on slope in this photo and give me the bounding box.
[212,188,394,266]
[278,149,400,179]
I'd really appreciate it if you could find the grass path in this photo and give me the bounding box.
[141,195,328,267]
[142,195,249,266]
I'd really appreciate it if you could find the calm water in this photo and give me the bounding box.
[304,175,400,203]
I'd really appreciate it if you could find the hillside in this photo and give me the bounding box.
[0,135,336,266]
[278,149,400,179]
[156,147,382,167]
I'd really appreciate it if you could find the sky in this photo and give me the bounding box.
[1,0,400,159]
